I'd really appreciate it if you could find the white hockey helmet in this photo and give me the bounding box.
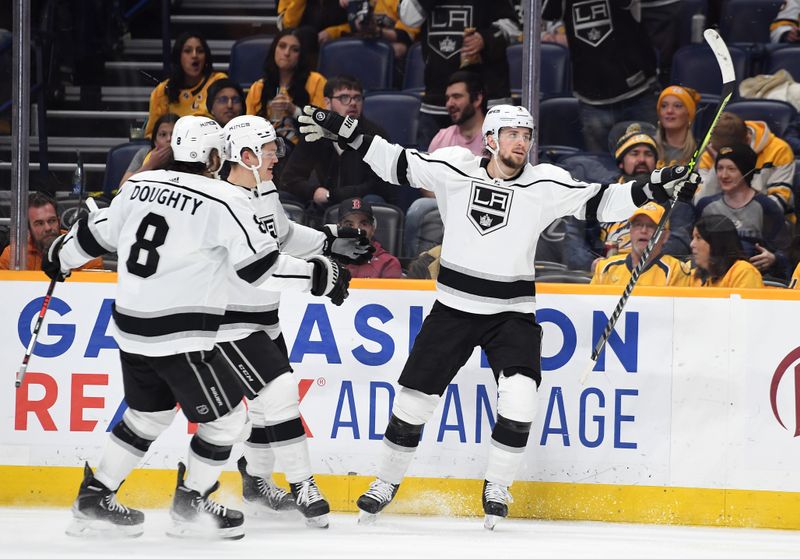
[223,115,286,166]
[170,115,224,164]
[482,104,534,151]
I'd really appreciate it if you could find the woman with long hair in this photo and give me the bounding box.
[144,31,227,138]
[120,113,179,186]
[655,85,700,167]
[689,214,764,288]
[245,29,326,145]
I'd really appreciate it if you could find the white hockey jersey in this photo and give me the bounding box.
[364,139,639,314]
[58,170,315,356]
[217,180,326,343]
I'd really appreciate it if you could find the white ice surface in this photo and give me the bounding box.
[2,508,799,559]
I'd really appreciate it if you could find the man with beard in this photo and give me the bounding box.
[404,70,487,256]
[0,192,103,270]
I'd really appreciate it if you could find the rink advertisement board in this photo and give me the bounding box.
[2,272,800,528]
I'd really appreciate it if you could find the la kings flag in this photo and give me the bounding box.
[468,181,512,235]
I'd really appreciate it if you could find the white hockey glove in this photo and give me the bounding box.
[321,224,375,264]
[643,165,700,203]
[42,234,70,282]
[308,255,352,306]
[298,106,363,145]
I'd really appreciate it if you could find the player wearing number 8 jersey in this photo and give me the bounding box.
[43,116,350,540]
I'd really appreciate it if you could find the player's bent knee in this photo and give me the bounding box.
[393,387,440,426]
[121,407,178,440]
[497,371,539,424]
[257,372,300,423]
[196,402,250,447]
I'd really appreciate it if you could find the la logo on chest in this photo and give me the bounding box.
[468,181,513,235]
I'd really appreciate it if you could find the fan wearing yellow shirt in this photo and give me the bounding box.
[687,214,764,288]
[592,202,687,286]
[145,32,227,138]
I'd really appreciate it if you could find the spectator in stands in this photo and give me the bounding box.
[144,31,226,138]
[542,0,659,152]
[245,28,327,149]
[337,197,402,278]
[770,0,799,43]
[399,0,517,150]
[696,144,791,279]
[280,75,395,224]
[655,85,700,167]
[790,261,800,288]
[278,0,348,53]
[0,192,103,271]
[120,113,178,186]
[687,214,764,288]
[697,112,796,218]
[206,78,245,127]
[406,244,441,279]
[641,1,681,81]
[591,202,687,286]
[403,70,486,257]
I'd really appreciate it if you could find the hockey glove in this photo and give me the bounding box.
[298,106,362,144]
[643,165,699,203]
[309,255,352,306]
[321,224,375,264]
[41,234,70,282]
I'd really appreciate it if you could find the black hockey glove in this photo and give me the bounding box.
[298,106,362,145]
[321,224,375,264]
[309,255,352,306]
[643,165,700,203]
[41,234,70,282]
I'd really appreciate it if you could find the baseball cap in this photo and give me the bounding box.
[338,197,374,222]
[629,202,668,230]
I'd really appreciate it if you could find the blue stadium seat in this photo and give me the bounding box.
[102,140,151,196]
[403,42,424,91]
[229,35,273,89]
[318,38,394,91]
[507,43,570,97]
[691,94,722,138]
[726,99,797,137]
[363,92,421,148]
[719,0,783,44]
[539,96,584,150]
[766,46,800,82]
[677,0,708,47]
[670,44,749,97]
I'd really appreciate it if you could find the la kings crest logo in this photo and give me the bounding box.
[254,214,277,239]
[572,0,613,47]
[428,5,473,59]
[468,181,512,235]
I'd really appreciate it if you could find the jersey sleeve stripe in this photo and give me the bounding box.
[585,184,610,222]
[395,150,411,186]
[438,263,536,300]
[75,217,109,257]
[235,250,280,284]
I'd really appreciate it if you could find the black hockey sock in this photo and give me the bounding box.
[384,414,424,449]
[491,415,532,450]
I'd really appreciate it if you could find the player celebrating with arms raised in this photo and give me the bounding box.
[299,103,699,529]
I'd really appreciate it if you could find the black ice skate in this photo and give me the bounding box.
[237,456,295,513]
[289,477,330,528]
[65,462,144,538]
[356,478,399,525]
[482,480,513,530]
[167,462,244,540]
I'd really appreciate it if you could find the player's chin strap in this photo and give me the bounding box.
[240,155,264,188]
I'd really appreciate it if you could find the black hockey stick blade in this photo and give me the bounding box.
[580,29,736,385]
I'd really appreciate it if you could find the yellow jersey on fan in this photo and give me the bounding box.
[790,262,800,289]
[685,260,764,288]
[591,253,689,287]
[145,72,227,138]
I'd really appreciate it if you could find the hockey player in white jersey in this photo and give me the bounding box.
[42,115,350,539]
[298,104,700,529]
[216,115,371,527]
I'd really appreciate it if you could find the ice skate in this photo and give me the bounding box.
[356,479,399,525]
[167,462,244,540]
[65,463,144,538]
[482,480,512,530]
[290,477,330,528]
[237,456,295,514]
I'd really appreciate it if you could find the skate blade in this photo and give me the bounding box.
[304,513,329,529]
[483,514,503,530]
[65,517,144,538]
[166,519,245,540]
[357,510,379,525]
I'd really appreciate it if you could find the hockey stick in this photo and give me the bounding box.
[580,29,736,385]
[15,197,100,388]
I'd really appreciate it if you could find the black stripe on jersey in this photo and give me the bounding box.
[654,259,670,279]
[438,264,535,300]
[601,258,627,274]
[94,218,108,225]
[127,178,259,253]
[76,216,108,257]
[272,273,311,279]
[396,150,411,186]
[221,308,279,326]
[113,305,223,337]
[411,151,477,179]
[236,250,279,284]
[585,184,610,223]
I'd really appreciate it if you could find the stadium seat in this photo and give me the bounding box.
[766,46,800,82]
[539,145,581,163]
[677,0,708,47]
[726,99,797,137]
[102,140,151,196]
[719,0,783,44]
[363,92,421,147]
[558,153,619,184]
[403,42,424,91]
[507,42,570,97]
[229,35,273,89]
[539,96,584,150]
[691,94,721,138]
[324,202,405,257]
[281,201,306,225]
[670,44,749,97]
[318,38,394,91]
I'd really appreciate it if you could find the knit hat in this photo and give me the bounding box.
[715,143,757,185]
[614,123,658,162]
[657,85,701,123]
